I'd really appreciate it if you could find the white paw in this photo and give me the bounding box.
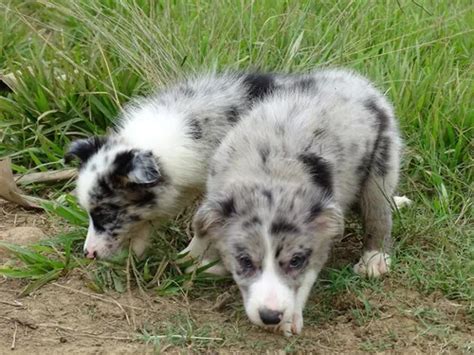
[291,312,303,335]
[185,259,229,276]
[176,245,193,263]
[354,251,391,278]
[274,312,303,337]
[130,237,149,258]
[393,195,413,209]
[277,320,294,337]
[282,322,293,337]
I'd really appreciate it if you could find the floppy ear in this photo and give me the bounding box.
[112,149,161,187]
[193,195,236,240]
[307,202,344,238]
[65,136,108,165]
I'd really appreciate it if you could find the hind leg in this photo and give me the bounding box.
[354,166,399,278]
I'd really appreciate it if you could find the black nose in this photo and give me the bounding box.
[258,308,283,325]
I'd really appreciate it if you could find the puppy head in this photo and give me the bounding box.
[193,183,343,328]
[66,136,171,259]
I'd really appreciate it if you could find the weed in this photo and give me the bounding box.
[0,0,472,351]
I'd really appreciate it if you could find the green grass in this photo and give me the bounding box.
[0,0,472,351]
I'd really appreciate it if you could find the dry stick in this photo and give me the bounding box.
[142,334,223,341]
[10,321,17,350]
[71,333,134,341]
[210,291,233,312]
[0,316,38,330]
[36,323,134,341]
[56,281,133,327]
[15,169,77,185]
[4,316,222,344]
[314,341,334,351]
[0,300,25,308]
[51,283,148,313]
[129,247,155,310]
[126,251,136,330]
[36,323,75,332]
[0,316,132,344]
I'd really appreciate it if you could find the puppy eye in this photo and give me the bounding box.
[289,254,307,270]
[238,254,254,272]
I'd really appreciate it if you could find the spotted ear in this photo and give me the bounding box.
[193,195,236,240]
[112,149,161,187]
[307,202,344,238]
[65,136,108,165]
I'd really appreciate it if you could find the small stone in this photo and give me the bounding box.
[4,226,46,243]
[0,226,45,257]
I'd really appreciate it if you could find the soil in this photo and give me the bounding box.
[0,202,472,354]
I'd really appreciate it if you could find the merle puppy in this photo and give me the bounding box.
[66,71,305,259]
[185,69,402,336]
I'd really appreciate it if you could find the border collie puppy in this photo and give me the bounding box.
[186,69,402,336]
[66,71,303,259]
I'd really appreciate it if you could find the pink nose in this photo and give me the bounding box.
[84,249,97,259]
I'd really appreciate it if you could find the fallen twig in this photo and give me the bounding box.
[46,324,136,341]
[51,282,148,312]
[69,333,134,341]
[52,283,131,325]
[0,316,38,329]
[126,251,136,329]
[11,321,18,350]
[37,323,75,332]
[139,334,223,342]
[15,168,77,185]
[0,300,25,308]
[210,291,233,312]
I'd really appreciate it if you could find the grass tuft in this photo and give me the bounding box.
[0,0,472,351]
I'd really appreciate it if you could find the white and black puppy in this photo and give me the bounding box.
[66,71,312,259]
[186,69,401,336]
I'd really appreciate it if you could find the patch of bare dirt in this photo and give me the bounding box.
[0,202,472,353]
[0,200,63,261]
[0,277,154,354]
[0,200,59,235]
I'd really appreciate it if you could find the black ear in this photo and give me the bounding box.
[112,150,161,187]
[65,136,108,165]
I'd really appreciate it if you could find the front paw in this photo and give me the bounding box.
[354,250,391,278]
[275,312,303,337]
[291,312,303,335]
[184,259,229,276]
[130,237,149,258]
[275,320,293,337]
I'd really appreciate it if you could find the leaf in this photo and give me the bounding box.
[0,268,45,279]
[19,269,63,297]
[41,198,88,227]
[0,72,18,92]
[112,271,125,293]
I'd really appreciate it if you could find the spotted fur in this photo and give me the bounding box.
[186,68,402,336]
[66,71,322,259]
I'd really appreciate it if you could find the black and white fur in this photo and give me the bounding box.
[66,71,312,259]
[185,69,402,336]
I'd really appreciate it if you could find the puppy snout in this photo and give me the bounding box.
[258,308,283,325]
[84,249,97,259]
